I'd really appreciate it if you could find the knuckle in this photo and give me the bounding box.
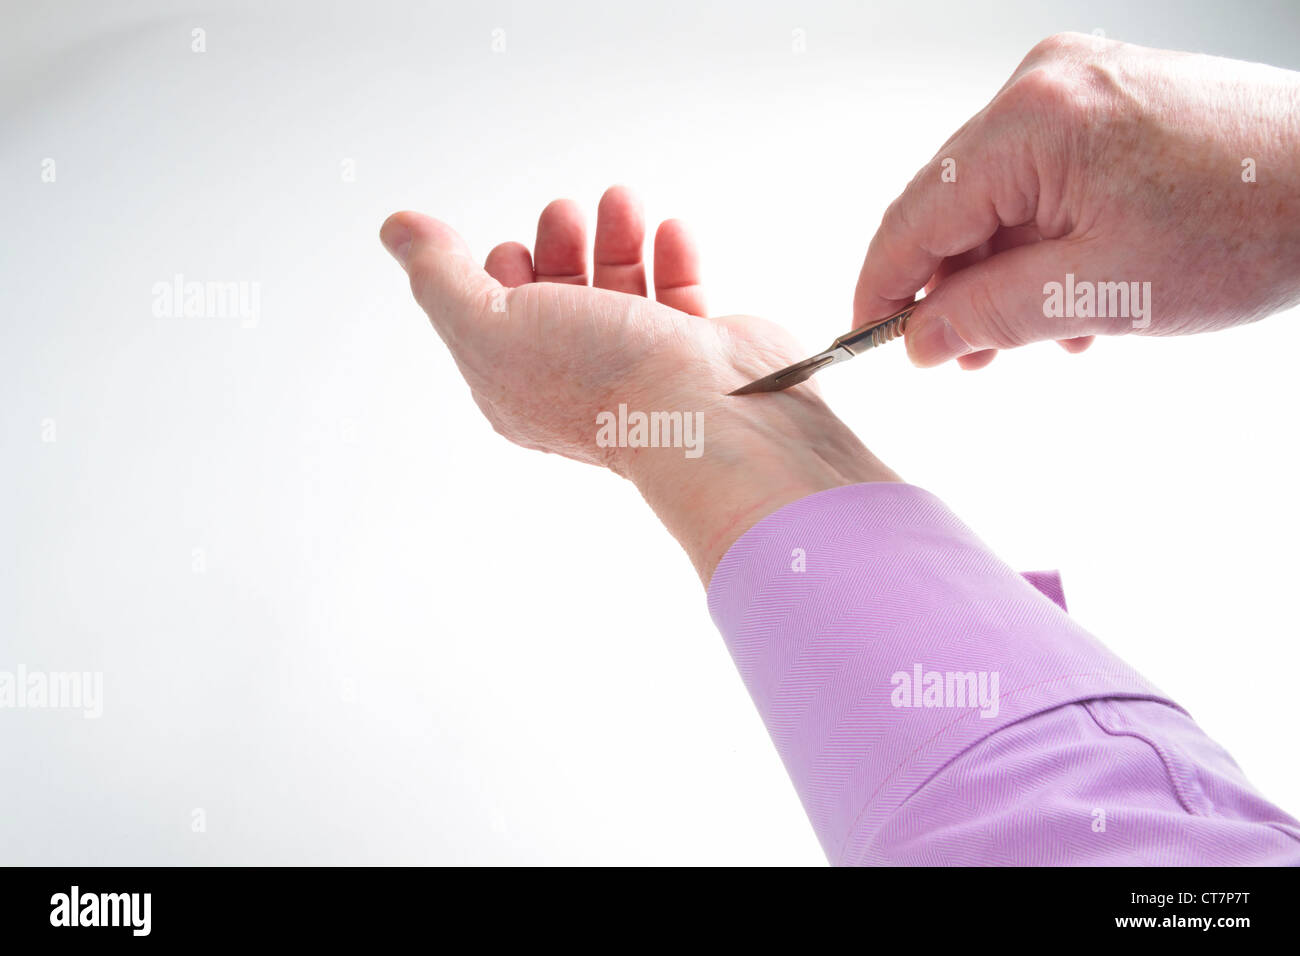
[999,64,1112,138]
[883,192,912,236]
[1003,65,1077,114]
[885,192,940,260]
[1002,35,1124,122]
[406,261,439,308]
[1027,31,1080,60]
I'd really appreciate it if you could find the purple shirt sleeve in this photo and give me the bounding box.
[706,483,1300,865]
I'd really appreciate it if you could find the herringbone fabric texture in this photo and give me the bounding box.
[707,483,1300,866]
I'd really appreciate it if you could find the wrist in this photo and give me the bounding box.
[619,390,900,584]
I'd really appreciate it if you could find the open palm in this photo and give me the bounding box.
[380,186,810,469]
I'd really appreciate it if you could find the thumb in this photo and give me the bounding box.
[905,238,1104,367]
[380,211,502,338]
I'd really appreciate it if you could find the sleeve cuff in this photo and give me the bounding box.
[705,482,1178,864]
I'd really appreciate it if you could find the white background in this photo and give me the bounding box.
[2,0,1298,864]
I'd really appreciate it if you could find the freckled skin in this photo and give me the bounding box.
[854,32,1300,363]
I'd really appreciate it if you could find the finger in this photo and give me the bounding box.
[653,219,707,316]
[990,223,1044,254]
[925,241,992,294]
[380,210,502,338]
[484,241,534,287]
[924,224,1043,295]
[593,185,647,295]
[957,349,998,370]
[1057,335,1095,354]
[533,198,588,284]
[853,143,1038,329]
[905,238,1110,367]
[920,224,1048,370]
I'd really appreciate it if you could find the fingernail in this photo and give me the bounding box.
[381,223,413,267]
[908,317,971,367]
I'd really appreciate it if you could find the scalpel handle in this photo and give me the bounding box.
[831,304,916,355]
